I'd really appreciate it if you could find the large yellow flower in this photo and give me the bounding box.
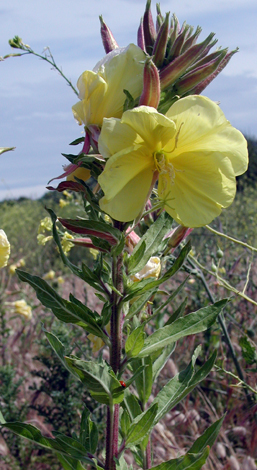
[0,229,10,269]
[72,44,145,128]
[98,96,248,227]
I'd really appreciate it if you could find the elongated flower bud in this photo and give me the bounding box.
[137,18,146,52]
[139,58,160,108]
[174,50,227,96]
[167,23,191,62]
[143,0,156,54]
[160,32,215,90]
[192,48,239,95]
[156,3,164,33]
[99,16,119,53]
[180,26,202,54]
[153,12,170,67]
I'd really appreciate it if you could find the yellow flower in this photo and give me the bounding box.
[98,96,248,227]
[13,300,32,321]
[43,270,55,280]
[57,276,65,285]
[0,230,10,269]
[59,198,68,208]
[37,234,53,246]
[66,166,91,182]
[38,217,52,234]
[72,44,145,128]
[131,256,161,282]
[61,232,74,255]
[88,323,110,353]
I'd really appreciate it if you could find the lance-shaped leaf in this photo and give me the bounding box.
[0,412,93,465]
[148,446,209,469]
[131,356,153,406]
[189,416,225,454]
[124,288,158,324]
[16,270,107,339]
[138,299,227,357]
[128,212,172,275]
[64,357,124,405]
[79,408,98,453]
[126,403,158,447]
[152,351,217,424]
[125,326,145,358]
[152,342,176,382]
[56,453,87,470]
[125,242,191,302]
[47,180,87,194]
[122,390,142,422]
[58,218,123,246]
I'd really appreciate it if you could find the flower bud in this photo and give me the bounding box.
[153,12,170,67]
[99,16,119,54]
[139,57,160,108]
[131,256,161,282]
[160,32,216,90]
[156,3,164,33]
[143,0,156,54]
[165,225,193,252]
[137,18,146,52]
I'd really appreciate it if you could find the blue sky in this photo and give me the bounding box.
[1,0,257,200]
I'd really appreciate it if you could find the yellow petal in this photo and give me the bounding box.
[121,105,176,150]
[159,151,236,227]
[99,117,139,158]
[72,44,145,128]
[99,147,154,221]
[0,229,10,269]
[165,95,248,176]
[67,167,91,182]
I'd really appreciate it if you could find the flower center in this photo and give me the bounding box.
[153,150,176,184]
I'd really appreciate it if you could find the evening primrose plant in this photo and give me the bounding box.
[1,2,250,470]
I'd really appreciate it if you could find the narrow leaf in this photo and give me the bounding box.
[189,416,225,454]
[125,326,145,357]
[149,446,209,469]
[138,299,227,357]
[132,356,153,406]
[126,404,158,446]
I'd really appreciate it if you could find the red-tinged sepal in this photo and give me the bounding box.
[164,225,193,254]
[46,181,86,193]
[174,50,227,96]
[137,18,146,52]
[156,3,164,33]
[58,218,123,246]
[99,15,119,53]
[153,12,170,68]
[192,48,239,95]
[160,32,216,90]
[143,0,156,55]
[71,237,109,253]
[139,57,160,108]
[47,163,82,184]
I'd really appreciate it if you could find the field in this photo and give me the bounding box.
[0,137,257,470]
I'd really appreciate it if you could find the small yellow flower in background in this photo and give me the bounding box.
[131,256,161,282]
[37,234,53,246]
[98,95,248,227]
[66,166,91,182]
[88,323,110,353]
[0,230,10,269]
[59,198,69,208]
[13,300,32,321]
[61,232,74,255]
[9,258,26,275]
[72,44,145,129]
[89,248,99,260]
[62,190,72,198]
[38,217,52,234]
[43,270,55,280]
[57,276,65,285]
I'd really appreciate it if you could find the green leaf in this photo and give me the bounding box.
[79,408,98,454]
[121,409,131,438]
[128,212,173,275]
[131,356,153,406]
[125,242,191,301]
[16,270,107,339]
[64,357,124,405]
[124,288,158,324]
[122,391,142,421]
[126,404,158,446]
[239,335,257,365]
[152,351,217,424]
[149,446,209,469]
[56,454,87,470]
[43,327,74,374]
[138,299,227,357]
[0,414,92,464]
[125,326,145,358]
[0,146,15,155]
[189,416,225,454]
[164,298,187,326]
[152,342,176,382]
[127,241,146,273]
